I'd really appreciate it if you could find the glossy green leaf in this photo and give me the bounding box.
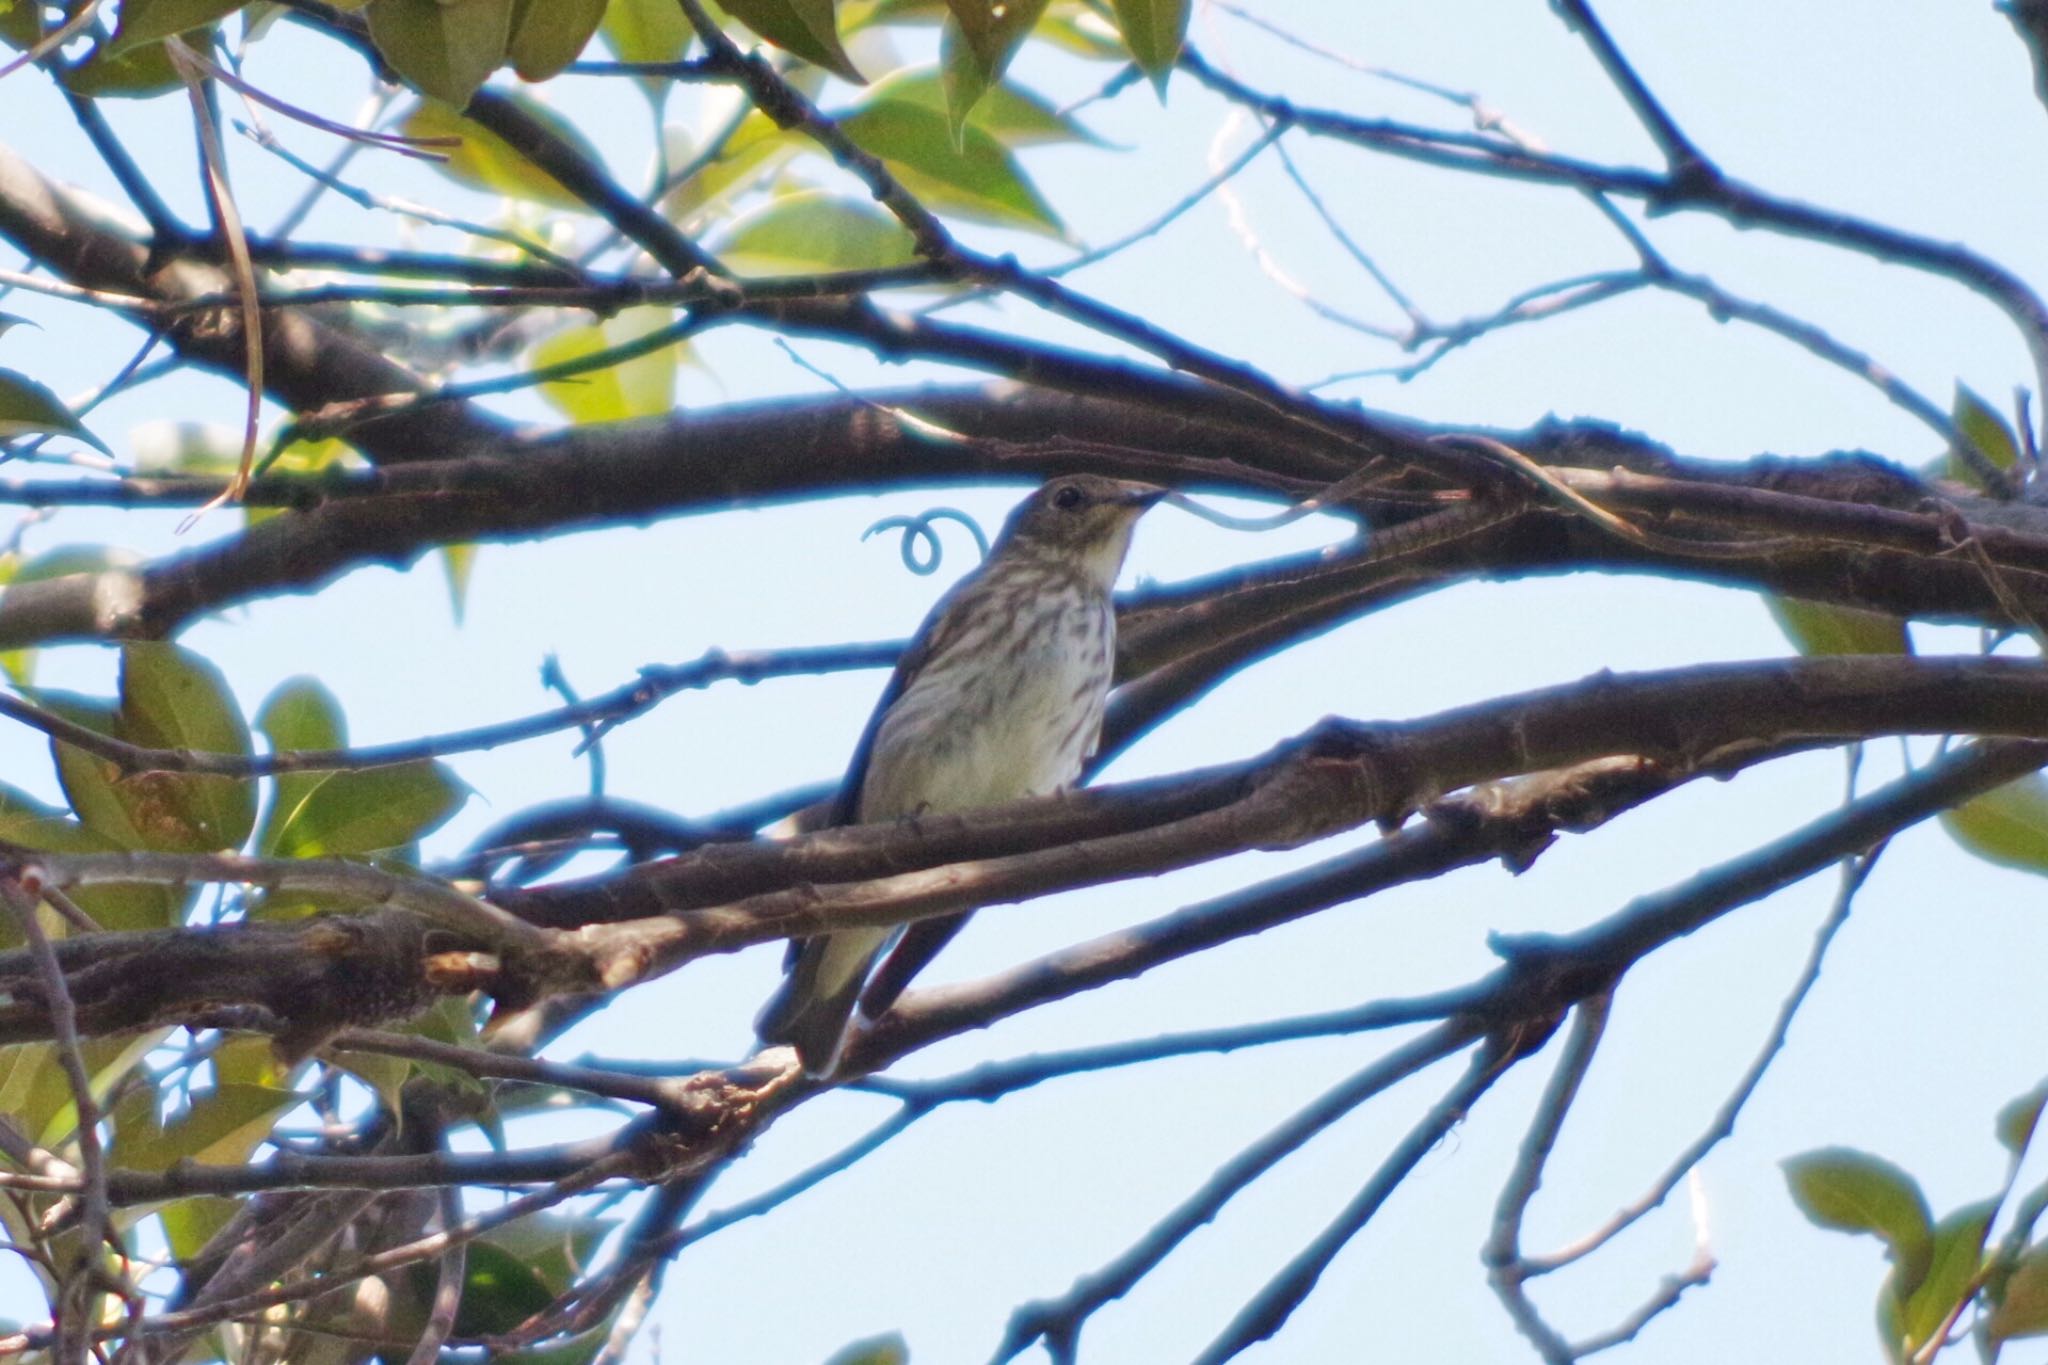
[401,97,597,210]
[366,0,515,108]
[255,676,346,866]
[262,760,468,859]
[1899,1199,1994,1350]
[878,62,1099,146]
[2001,1080,2048,1156]
[719,191,917,274]
[602,0,691,62]
[939,0,1048,133]
[1783,1147,1935,1297]
[111,1083,301,1172]
[0,369,112,454]
[838,98,1062,233]
[724,0,863,81]
[38,691,149,848]
[1941,772,2048,875]
[117,641,257,851]
[107,0,246,55]
[1991,1242,2048,1343]
[331,1047,414,1116]
[1952,382,2022,488]
[507,0,603,80]
[533,308,682,422]
[1763,595,1909,656]
[1110,0,1187,88]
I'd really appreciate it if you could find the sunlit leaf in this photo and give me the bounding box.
[1110,0,1187,88]
[718,191,917,274]
[483,1212,617,1294]
[159,1196,240,1263]
[111,1083,302,1171]
[263,761,468,860]
[1898,1199,1994,1351]
[441,542,478,624]
[402,96,599,210]
[0,780,185,932]
[1941,772,2048,875]
[939,0,1048,134]
[1763,595,1909,656]
[117,641,257,851]
[106,0,246,55]
[838,97,1062,233]
[366,0,515,108]
[27,1032,169,1148]
[1783,1147,1935,1297]
[723,0,863,82]
[660,112,798,226]
[878,61,1100,146]
[602,0,691,62]
[1952,382,2022,488]
[507,0,604,80]
[0,369,112,454]
[532,308,682,422]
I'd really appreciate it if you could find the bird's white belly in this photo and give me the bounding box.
[859,610,1108,819]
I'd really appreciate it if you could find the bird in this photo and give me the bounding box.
[755,473,1167,1077]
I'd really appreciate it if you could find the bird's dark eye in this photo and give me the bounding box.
[1052,485,1084,510]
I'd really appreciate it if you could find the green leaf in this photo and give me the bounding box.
[823,1332,910,1365]
[482,1212,617,1294]
[0,369,112,454]
[660,112,798,225]
[0,0,43,50]
[61,34,192,97]
[1941,772,2048,875]
[602,0,691,62]
[262,760,468,860]
[117,641,257,851]
[718,191,917,274]
[447,1241,557,1335]
[838,97,1063,233]
[401,96,598,210]
[1899,1199,1994,1351]
[1783,1147,1936,1297]
[532,308,683,422]
[159,1196,240,1264]
[1763,595,1909,656]
[1109,0,1187,89]
[0,781,185,933]
[2001,1080,2048,1156]
[330,1047,414,1116]
[939,0,1049,134]
[366,0,515,108]
[1952,383,2022,488]
[1991,1242,2048,1343]
[111,1083,301,1172]
[507,0,603,80]
[723,0,863,82]
[878,61,1098,146]
[26,1031,169,1149]
[441,542,478,625]
[107,0,247,55]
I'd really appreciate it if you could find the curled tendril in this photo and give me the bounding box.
[863,506,990,575]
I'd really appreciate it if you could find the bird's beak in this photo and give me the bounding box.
[1113,481,1169,509]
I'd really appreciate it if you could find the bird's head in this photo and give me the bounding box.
[999,474,1167,588]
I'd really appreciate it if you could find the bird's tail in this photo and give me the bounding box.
[754,928,890,1078]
